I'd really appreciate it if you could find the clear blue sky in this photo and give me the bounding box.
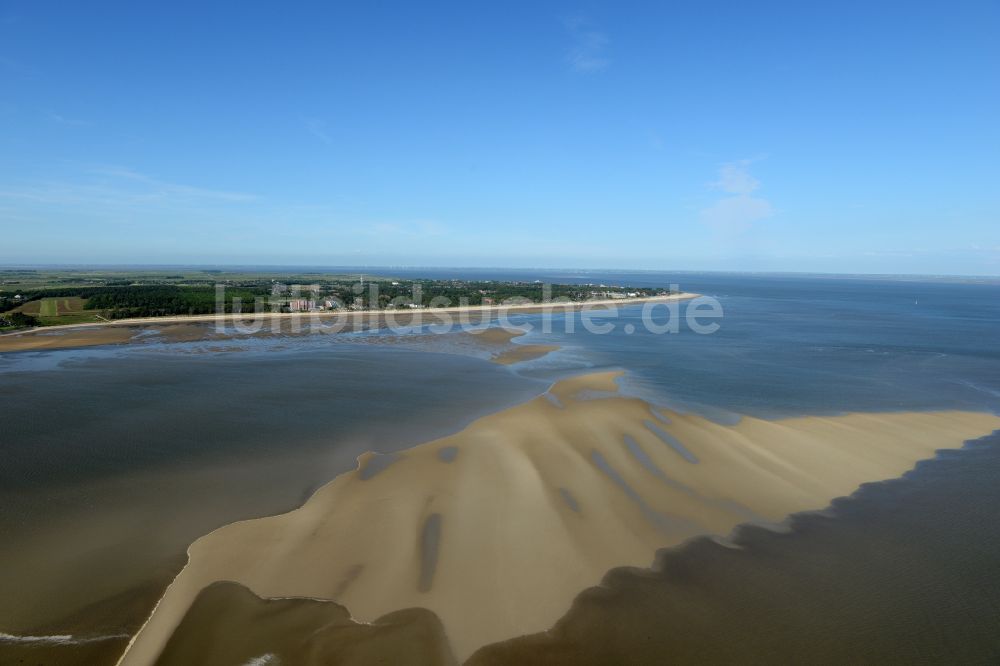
[1,1,998,274]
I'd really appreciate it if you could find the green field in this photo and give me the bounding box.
[16,297,102,325]
[0,268,382,291]
[39,298,59,317]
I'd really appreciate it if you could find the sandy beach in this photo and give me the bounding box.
[116,370,1000,664]
[0,293,697,353]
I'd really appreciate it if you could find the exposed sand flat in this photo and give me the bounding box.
[466,327,560,365]
[467,431,1000,666]
[0,323,222,352]
[465,327,526,346]
[148,324,217,343]
[491,343,560,365]
[0,326,138,351]
[117,372,1000,664]
[453,324,561,365]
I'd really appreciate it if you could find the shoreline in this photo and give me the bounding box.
[0,292,699,354]
[464,429,1000,665]
[2,292,699,336]
[0,339,552,666]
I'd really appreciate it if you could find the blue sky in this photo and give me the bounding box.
[1,1,998,274]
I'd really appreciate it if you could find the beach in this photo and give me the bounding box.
[0,293,698,353]
[117,370,1000,664]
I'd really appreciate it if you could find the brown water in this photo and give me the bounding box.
[94,429,1000,665]
[467,431,1000,665]
[0,343,543,664]
[157,581,456,666]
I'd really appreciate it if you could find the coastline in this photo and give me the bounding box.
[0,293,697,344]
[0,339,551,666]
[0,292,699,354]
[116,370,1000,664]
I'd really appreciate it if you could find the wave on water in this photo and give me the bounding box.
[954,379,1000,401]
[0,631,130,645]
[242,654,278,666]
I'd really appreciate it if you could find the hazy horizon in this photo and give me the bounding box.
[1,262,998,281]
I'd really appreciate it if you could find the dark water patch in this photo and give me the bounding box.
[643,420,699,463]
[543,392,564,408]
[0,346,543,493]
[418,513,443,593]
[558,487,580,513]
[623,436,760,522]
[650,409,671,424]
[155,581,457,666]
[590,451,698,535]
[622,435,668,481]
[331,564,364,599]
[590,451,644,506]
[470,431,1000,665]
[573,389,619,401]
[437,446,458,463]
[0,569,174,666]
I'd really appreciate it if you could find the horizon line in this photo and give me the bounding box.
[0,263,997,281]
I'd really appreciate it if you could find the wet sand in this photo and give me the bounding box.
[117,371,1000,664]
[468,430,1000,665]
[490,343,560,365]
[460,325,560,365]
[0,322,228,352]
[465,326,524,345]
[0,326,140,351]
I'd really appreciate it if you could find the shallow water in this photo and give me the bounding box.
[0,345,544,638]
[2,272,999,664]
[507,273,1000,418]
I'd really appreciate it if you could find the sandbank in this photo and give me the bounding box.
[117,371,1000,663]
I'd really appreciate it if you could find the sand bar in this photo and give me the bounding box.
[117,371,1000,663]
[460,326,559,365]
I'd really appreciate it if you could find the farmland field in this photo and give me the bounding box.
[39,299,59,317]
[16,297,101,325]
